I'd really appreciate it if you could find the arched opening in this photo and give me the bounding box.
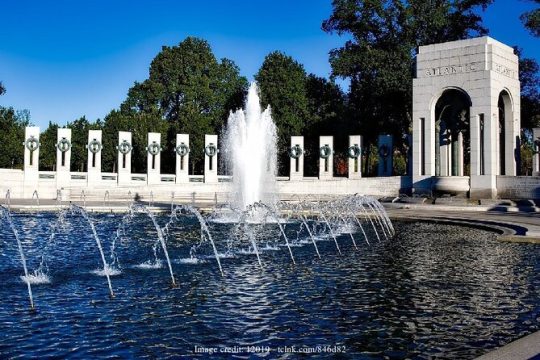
[498,90,513,175]
[434,89,472,176]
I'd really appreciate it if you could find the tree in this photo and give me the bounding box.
[0,81,5,96]
[102,110,168,173]
[0,107,29,168]
[322,0,492,153]
[66,116,102,172]
[120,37,248,174]
[519,56,540,132]
[521,0,540,37]
[304,75,347,176]
[39,122,59,171]
[255,51,310,174]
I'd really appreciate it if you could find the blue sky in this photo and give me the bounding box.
[0,0,538,129]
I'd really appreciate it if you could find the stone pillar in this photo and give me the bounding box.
[289,136,304,180]
[56,128,72,188]
[23,126,40,197]
[533,128,540,176]
[204,134,218,183]
[406,134,413,175]
[458,131,464,176]
[319,136,333,180]
[117,131,132,185]
[146,132,162,185]
[470,106,498,198]
[377,134,393,177]
[440,132,449,176]
[175,134,190,184]
[87,130,102,185]
[348,135,362,179]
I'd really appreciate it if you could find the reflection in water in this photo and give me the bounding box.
[0,214,539,359]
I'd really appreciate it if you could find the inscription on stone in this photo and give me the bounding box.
[425,62,480,77]
[492,62,516,79]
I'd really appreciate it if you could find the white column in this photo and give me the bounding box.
[146,132,162,185]
[377,134,393,177]
[458,131,464,176]
[204,134,218,183]
[289,136,304,180]
[87,130,102,185]
[318,136,333,180]
[175,134,190,184]
[533,128,540,176]
[348,135,362,179]
[23,126,40,197]
[56,128,72,188]
[440,134,449,176]
[469,112,481,176]
[117,131,132,185]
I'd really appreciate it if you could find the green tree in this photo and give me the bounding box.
[120,37,247,174]
[304,75,347,176]
[0,107,29,168]
[39,122,59,171]
[521,0,540,37]
[322,0,492,154]
[255,51,310,174]
[519,55,540,133]
[66,116,102,172]
[0,81,5,96]
[102,110,168,173]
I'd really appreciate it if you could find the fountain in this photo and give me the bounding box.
[0,206,34,309]
[223,82,278,211]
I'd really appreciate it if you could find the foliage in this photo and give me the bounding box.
[516,49,540,133]
[520,135,534,175]
[521,0,540,37]
[0,107,29,169]
[255,51,310,174]
[304,75,347,176]
[67,117,102,172]
[121,37,248,173]
[39,122,59,171]
[0,81,5,96]
[101,110,168,173]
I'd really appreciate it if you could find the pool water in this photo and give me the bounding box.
[0,212,539,359]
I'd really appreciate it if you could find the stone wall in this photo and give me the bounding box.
[496,176,540,199]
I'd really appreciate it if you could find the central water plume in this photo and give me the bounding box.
[223,83,278,210]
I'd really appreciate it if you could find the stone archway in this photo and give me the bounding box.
[498,90,515,176]
[434,88,472,177]
[412,36,521,198]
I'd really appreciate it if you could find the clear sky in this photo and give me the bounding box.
[0,0,538,129]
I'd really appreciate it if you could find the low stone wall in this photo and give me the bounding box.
[0,171,412,202]
[278,176,412,199]
[497,176,540,199]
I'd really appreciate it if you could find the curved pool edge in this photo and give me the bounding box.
[384,205,540,244]
[385,205,540,359]
[475,330,540,360]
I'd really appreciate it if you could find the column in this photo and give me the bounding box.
[458,131,464,176]
[318,136,333,180]
[23,126,40,197]
[87,130,102,185]
[56,128,72,188]
[348,135,362,179]
[533,128,540,176]
[289,136,304,180]
[175,134,190,184]
[117,131,132,185]
[377,134,393,177]
[146,132,162,185]
[204,134,218,183]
